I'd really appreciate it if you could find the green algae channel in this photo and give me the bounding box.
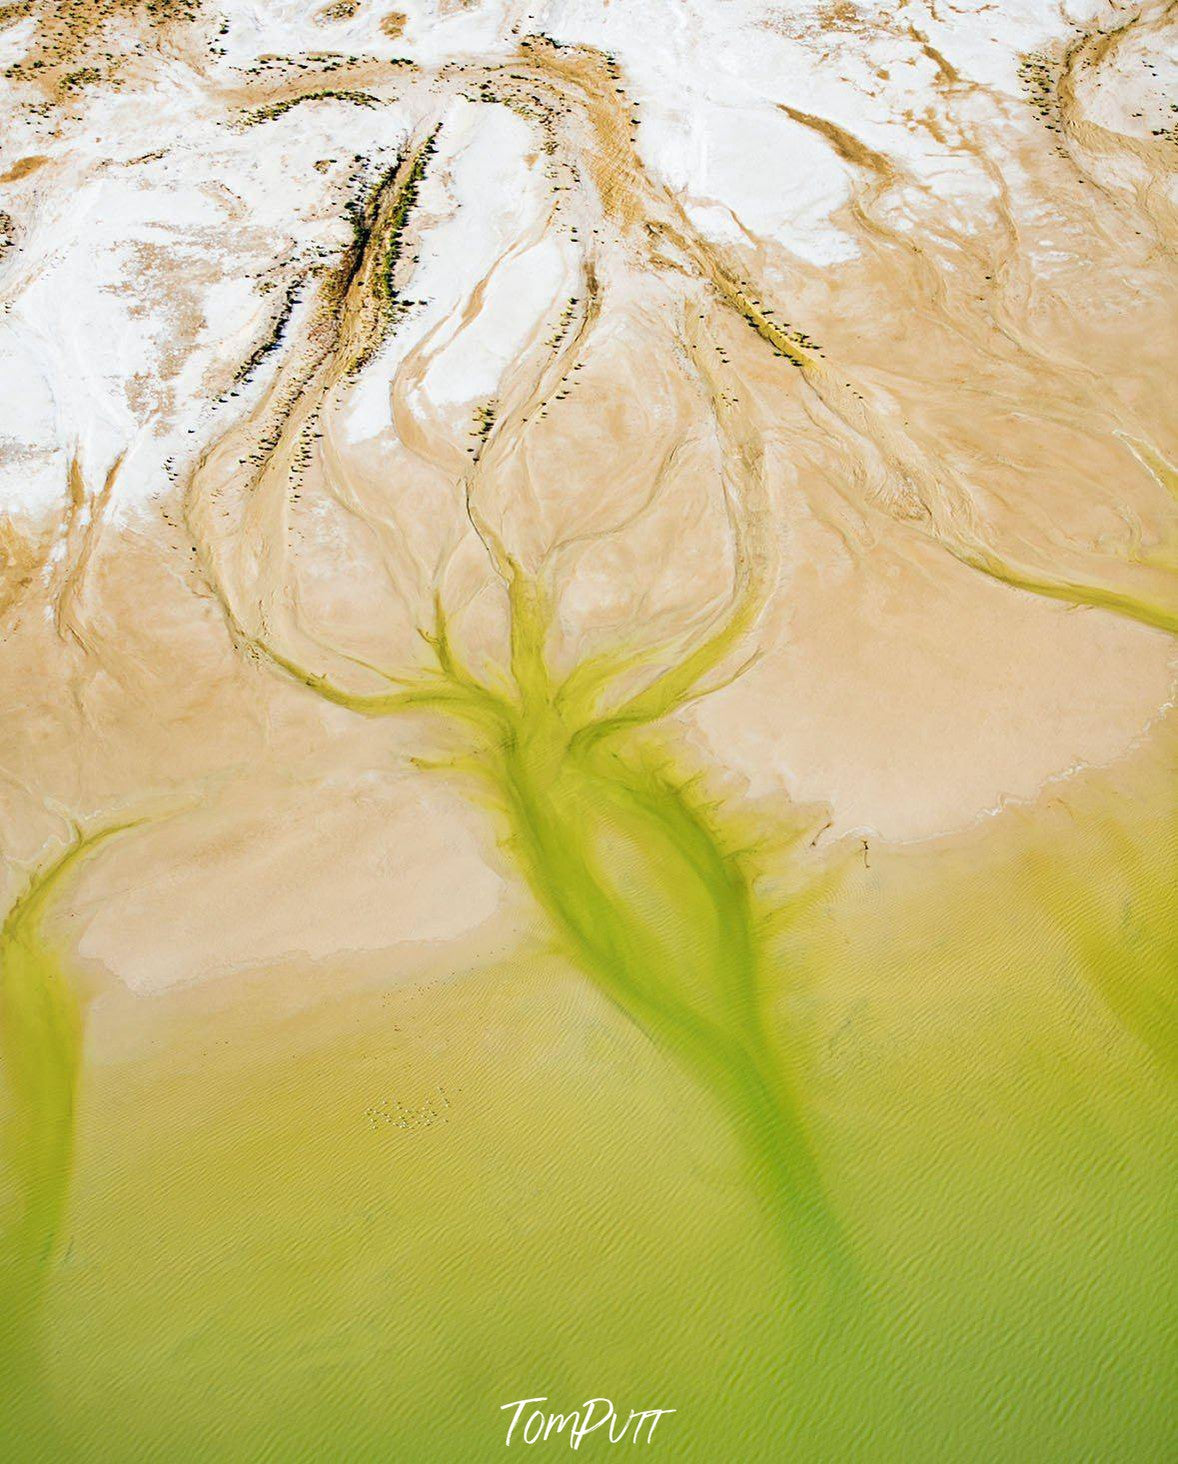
[0,824,137,1435]
[266,567,849,1290]
[955,541,1178,637]
[3,718,1173,1462]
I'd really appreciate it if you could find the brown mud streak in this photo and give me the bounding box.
[53,453,124,652]
[186,127,438,650]
[496,39,1177,634]
[1055,0,1178,252]
[187,32,1177,648]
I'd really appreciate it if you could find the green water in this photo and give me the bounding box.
[1,588,1174,1460]
[0,825,139,1440]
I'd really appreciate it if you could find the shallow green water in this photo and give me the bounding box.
[1,720,1174,1461]
[2,567,1175,1460]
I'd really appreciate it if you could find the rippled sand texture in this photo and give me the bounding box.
[1,1,1176,1460]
